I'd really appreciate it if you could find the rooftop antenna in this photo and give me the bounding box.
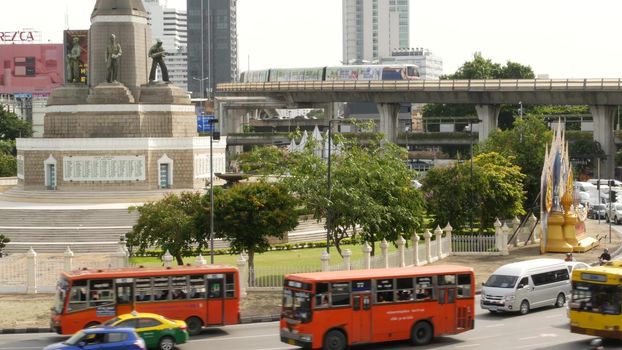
[64,2,69,29]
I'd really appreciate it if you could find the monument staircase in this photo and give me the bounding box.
[0,188,329,254]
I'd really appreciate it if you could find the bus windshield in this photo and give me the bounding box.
[282,288,311,323]
[54,277,68,314]
[570,282,621,315]
[484,275,518,288]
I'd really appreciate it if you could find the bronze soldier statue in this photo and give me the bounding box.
[148,39,169,83]
[66,37,82,83]
[105,34,122,83]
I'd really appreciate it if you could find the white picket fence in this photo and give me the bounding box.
[0,216,540,294]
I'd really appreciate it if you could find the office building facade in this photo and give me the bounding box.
[343,0,409,64]
[187,0,238,99]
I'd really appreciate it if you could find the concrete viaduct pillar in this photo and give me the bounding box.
[591,105,616,179]
[377,103,401,143]
[216,102,246,136]
[475,104,501,143]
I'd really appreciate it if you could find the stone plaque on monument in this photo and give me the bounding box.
[63,156,146,181]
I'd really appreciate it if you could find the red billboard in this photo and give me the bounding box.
[0,43,64,95]
[63,30,88,85]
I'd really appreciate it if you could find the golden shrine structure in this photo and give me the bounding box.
[540,123,599,253]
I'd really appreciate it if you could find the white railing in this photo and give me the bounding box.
[452,234,497,255]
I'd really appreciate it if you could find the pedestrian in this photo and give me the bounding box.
[599,248,611,265]
[565,253,576,262]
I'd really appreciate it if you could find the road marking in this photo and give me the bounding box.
[485,323,505,327]
[518,336,539,340]
[189,334,276,343]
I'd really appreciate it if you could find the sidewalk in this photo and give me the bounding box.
[0,219,618,332]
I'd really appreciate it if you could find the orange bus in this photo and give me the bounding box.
[50,265,240,336]
[280,265,475,349]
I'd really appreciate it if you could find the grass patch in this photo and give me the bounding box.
[130,242,400,269]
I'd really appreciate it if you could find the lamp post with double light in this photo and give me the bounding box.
[326,119,342,254]
[207,117,219,264]
[192,76,209,99]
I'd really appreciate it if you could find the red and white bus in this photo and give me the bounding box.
[51,265,240,336]
[280,265,475,349]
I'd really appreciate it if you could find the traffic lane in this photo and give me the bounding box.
[0,333,66,349]
[187,322,296,350]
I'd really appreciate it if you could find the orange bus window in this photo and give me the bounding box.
[330,282,350,306]
[226,273,236,298]
[415,276,434,301]
[439,275,456,285]
[457,274,472,298]
[189,275,206,299]
[135,277,153,302]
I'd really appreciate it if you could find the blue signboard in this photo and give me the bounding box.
[197,114,216,133]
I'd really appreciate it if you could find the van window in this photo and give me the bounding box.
[517,277,528,288]
[485,275,518,288]
[532,269,569,286]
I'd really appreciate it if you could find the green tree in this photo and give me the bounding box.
[212,182,298,275]
[478,115,552,209]
[0,234,10,257]
[239,132,426,256]
[0,140,14,155]
[330,141,424,255]
[421,152,525,232]
[127,192,205,265]
[0,106,32,140]
[0,154,16,177]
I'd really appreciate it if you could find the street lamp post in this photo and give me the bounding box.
[192,76,209,99]
[207,118,219,264]
[469,119,474,234]
[326,119,341,254]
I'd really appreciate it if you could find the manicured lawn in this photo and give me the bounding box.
[130,241,400,269]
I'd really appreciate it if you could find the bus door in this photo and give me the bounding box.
[437,285,457,334]
[351,292,372,343]
[206,274,225,325]
[115,278,134,315]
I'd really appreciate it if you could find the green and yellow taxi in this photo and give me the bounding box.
[103,312,188,350]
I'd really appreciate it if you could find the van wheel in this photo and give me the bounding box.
[519,300,530,315]
[185,316,203,336]
[323,330,346,350]
[555,293,566,308]
[411,321,433,345]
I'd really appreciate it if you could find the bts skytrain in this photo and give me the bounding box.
[239,64,420,82]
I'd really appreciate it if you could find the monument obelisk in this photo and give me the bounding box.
[16,0,227,192]
[89,0,150,100]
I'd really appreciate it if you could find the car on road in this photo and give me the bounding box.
[102,312,188,350]
[564,261,590,274]
[606,203,622,224]
[43,327,146,350]
[588,204,607,220]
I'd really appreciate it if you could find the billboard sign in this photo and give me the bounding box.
[0,30,42,43]
[0,43,64,95]
[63,30,88,85]
[197,114,216,133]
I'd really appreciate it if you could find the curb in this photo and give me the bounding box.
[0,328,53,334]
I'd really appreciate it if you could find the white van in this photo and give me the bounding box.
[481,258,570,315]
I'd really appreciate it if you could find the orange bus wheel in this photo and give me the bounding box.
[323,329,346,350]
[411,321,433,345]
[185,316,203,336]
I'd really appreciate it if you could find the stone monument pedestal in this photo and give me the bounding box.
[47,84,90,105]
[86,82,135,104]
[139,83,190,104]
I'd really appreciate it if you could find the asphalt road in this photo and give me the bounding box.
[2,296,620,350]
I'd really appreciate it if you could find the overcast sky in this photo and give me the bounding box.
[4,0,622,78]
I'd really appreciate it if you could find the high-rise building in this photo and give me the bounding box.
[187,0,238,99]
[143,0,188,88]
[343,0,409,64]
